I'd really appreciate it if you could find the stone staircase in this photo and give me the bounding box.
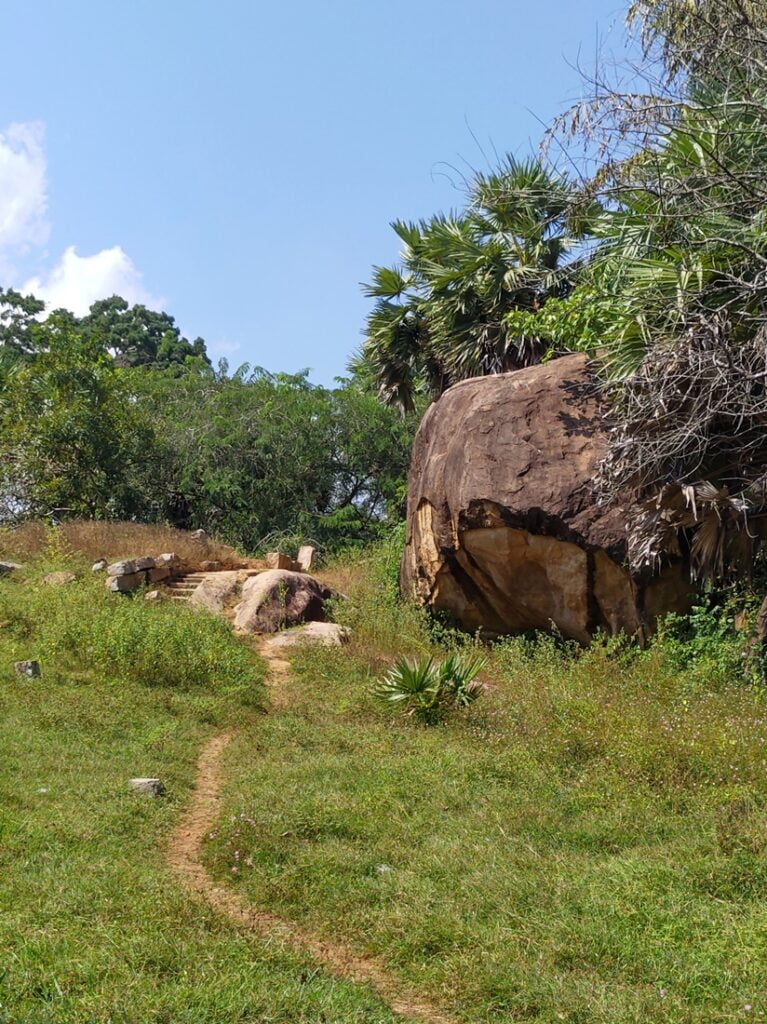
[166,568,263,604]
[167,572,206,603]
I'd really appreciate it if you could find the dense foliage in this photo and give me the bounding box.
[0,296,416,552]
[360,0,767,584]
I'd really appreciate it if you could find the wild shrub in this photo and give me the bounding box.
[374,652,486,723]
[651,599,757,687]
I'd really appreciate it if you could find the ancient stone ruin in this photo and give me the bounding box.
[401,353,695,643]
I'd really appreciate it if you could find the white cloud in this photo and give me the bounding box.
[23,244,162,317]
[0,119,163,317]
[0,121,48,253]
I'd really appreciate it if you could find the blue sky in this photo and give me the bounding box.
[0,0,629,381]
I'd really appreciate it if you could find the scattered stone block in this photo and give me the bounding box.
[42,571,77,586]
[265,552,293,570]
[133,556,156,571]
[147,566,171,582]
[144,590,161,602]
[199,560,222,572]
[106,571,146,593]
[156,552,180,569]
[128,778,165,796]
[92,559,108,572]
[107,559,137,577]
[0,562,21,575]
[296,545,316,572]
[190,529,208,542]
[15,660,41,678]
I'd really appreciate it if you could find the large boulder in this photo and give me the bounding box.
[401,354,694,643]
[233,570,334,634]
[189,572,240,615]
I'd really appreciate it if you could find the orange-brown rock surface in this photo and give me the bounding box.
[401,353,694,643]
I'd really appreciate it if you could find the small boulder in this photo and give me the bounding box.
[262,621,351,651]
[92,559,108,572]
[190,529,208,542]
[15,660,41,678]
[147,566,171,583]
[42,571,77,586]
[106,571,146,593]
[107,559,137,577]
[128,778,165,796]
[233,569,335,634]
[189,572,240,615]
[296,545,316,573]
[144,590,161,602]
[156,552,180,569]
[133,556,156,571]
[0,561,21,575]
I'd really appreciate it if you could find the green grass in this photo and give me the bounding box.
[0,564,400,1023]
[5,541,767,1022]
[206,549,767,1023]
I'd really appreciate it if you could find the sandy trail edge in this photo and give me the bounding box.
[166,648,455,1024]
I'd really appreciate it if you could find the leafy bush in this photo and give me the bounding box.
[374,652,486,723]
[651,599,758,687]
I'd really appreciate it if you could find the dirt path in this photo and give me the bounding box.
[167,643,456,1024]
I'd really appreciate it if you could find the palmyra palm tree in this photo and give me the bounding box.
[359,158,577,411]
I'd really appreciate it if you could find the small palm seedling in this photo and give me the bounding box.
[374,652,486,724]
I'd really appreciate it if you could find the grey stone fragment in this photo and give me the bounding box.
[128,778,165,796]
[106,571,146,593]
[156,552,180,568]
[190,530,208,542]
[92,559,108,572]
[147,566,170,582]
[133,556,156,571]
[0,562,21,575]
[144,590,161,602]
[107,559,137,577]
[15,660,41,678]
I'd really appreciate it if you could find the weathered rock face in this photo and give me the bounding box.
[233,570,335,634]
[189,572,240,615]
[401,354,694,643]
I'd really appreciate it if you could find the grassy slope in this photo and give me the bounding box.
[0,563,398,1023]
[208,549,767,1024]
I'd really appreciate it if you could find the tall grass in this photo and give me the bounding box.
[0,566,265,713]
[0,519,250,567]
